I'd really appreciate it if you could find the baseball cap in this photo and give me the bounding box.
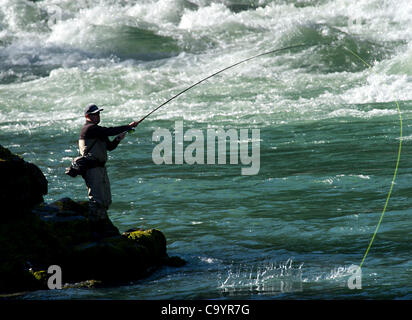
[84,104,104,115]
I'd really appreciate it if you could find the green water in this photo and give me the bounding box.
[0,0,411,299]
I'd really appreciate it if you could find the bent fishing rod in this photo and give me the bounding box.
[135,42,316,124]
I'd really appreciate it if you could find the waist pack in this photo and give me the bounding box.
[65,140,105,178]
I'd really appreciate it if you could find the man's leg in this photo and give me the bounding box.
[84,167,118,237]
[88,200,108,221]
[84,167,109,218]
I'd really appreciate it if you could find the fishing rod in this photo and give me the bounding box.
[136,42,316,124]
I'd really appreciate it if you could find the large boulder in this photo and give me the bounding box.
[0,145,185,295]
[0,145,48,215]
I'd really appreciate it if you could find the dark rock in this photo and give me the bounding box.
[48,197,89,217]
[122,228,167,263]
[0,145,48,216]
[0,145,185,295]
[64,236,151,283]
[164,256,187,267]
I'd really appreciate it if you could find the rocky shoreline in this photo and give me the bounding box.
[0,145,185,296]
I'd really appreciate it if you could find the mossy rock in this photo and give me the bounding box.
[31,270,47,281]
[123,229,167,262]
[0,261,47,294]
[0,211,68,294]
[63,279,103,289]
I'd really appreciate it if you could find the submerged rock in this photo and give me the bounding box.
[0,145,185,294]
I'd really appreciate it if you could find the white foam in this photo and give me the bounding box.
[1,0,412,129]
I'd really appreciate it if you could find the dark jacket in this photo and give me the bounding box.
[78,122,131,163]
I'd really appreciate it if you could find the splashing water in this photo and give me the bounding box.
[218,259,304,295]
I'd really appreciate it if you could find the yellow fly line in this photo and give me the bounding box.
[344,47,403,269]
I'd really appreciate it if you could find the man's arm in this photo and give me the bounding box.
[86,120,140,139]
[106,132,126,151]
[84,120,141,150]
[91,125,132,138]
[104,121,141,151]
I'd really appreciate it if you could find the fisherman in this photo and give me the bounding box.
[79,104,140,228]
